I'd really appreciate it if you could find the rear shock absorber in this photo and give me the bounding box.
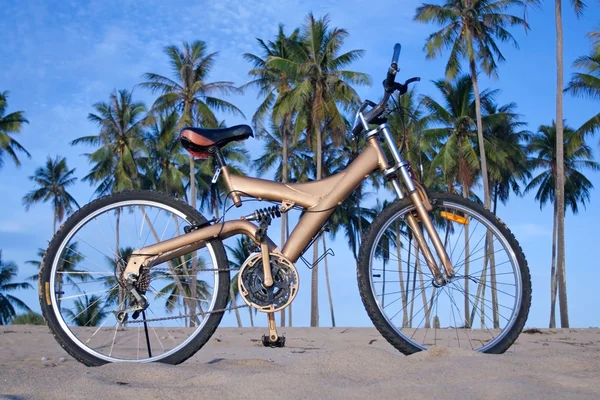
[243,206,282,222]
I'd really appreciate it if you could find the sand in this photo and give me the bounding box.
[1,326,599,399]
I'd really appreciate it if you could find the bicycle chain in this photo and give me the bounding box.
[125,303,250,324]
[125,266,248,324]
[150,267,239,273]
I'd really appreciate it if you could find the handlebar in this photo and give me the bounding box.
[351,44,420,135]
[391,43,401,65]
[384,43,401,93]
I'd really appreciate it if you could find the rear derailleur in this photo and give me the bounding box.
[114,273,150,324]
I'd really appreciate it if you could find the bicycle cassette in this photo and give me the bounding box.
[238,252,299,312]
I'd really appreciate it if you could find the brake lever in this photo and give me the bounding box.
[405,77,421,85]
[392,77,421,96]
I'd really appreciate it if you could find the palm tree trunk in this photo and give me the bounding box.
[53,212,57,235]
[416,251,430,328]
[554,0,569,328]
[287,219,292,327]
[470,60,491,212]
[310,127,322,327]
[173,216,199,326]
[549,200,558,328]
[479,184,499,328]
[187,154,199,327]
[470,240,488,327]
[409,238,418,328]
[357,184,364,255]
[310,241,319,327]
[405,233,413,327]
[462,183,471,328]
[322,235,335,327]
[493,185,499,216]
[248,307,254,327]
[229,285,242,327]
[488,232,499,328]
[280,126,289,328]
[115,209,124,321]
[395,222,408,328]
[189,155,196,210]
[382,258,386,308]
[55,210,63,309]
[141,208,191,320]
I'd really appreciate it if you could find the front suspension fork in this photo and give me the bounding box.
[405,188,455,286]
[378,124,455,285]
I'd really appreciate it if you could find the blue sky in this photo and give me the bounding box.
[1,0,599,328]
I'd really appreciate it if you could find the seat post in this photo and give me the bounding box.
[212,147,242,207]
[213,147,227,168]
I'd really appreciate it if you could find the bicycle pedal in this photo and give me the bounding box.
[262,334,286,348]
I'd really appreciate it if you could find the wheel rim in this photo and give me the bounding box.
[368,199,522,352]
[49,199,221,362]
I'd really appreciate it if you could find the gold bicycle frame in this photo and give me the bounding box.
[124,125,454,288]
[124,136,388,277]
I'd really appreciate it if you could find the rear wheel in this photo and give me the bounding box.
[357,192,531,354]
[39,190,230,366]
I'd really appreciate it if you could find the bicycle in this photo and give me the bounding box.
[38,43,531,366]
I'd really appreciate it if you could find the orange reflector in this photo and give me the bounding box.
[440,211,469,225]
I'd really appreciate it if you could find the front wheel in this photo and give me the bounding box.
[39,190,230,366]
[357,192,531,354]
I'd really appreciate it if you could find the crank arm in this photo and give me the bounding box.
[261,243,274,287]
[267,311,278,342]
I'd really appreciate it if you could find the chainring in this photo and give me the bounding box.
[238,253,299,312]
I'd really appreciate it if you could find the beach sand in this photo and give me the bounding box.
[1,326,599,399]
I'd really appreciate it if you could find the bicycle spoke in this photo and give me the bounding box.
[367,195,527,353]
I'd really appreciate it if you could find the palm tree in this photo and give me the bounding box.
[144,111,187,198]
[415,0,529,217]
[140,40,243,212]
[253,126,312,183]
[551,0,590,329]
[152,254,211,328]
[71,89,147,316]
[525,121,599,328]
[253,125,311,326]
[483,102,531,215]
[421,75,499,326]
[62,294,108,327]
[422,75,497,195]
[0,251,32,325]
[244,28,300,326]
[269,13,370,326]
[566,34,600,141]
[0,91,30,170]
[326,135,378,260]
[195,139,249,218]
[71,89,147,196]
[22,156,79,233]
[26,242,84,286]
[387,89,432,182]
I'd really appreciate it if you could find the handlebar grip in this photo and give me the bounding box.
[391,43,401,66]
[384,44,402,92]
